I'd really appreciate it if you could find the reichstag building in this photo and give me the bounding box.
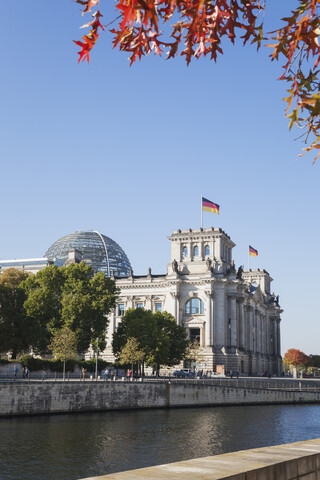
[0,228,282,375]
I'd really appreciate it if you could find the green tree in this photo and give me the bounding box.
[119,337,145,373]
[152,311,189,372]
[0,269,33,358]
[49,326,78,380]
[21,262,118,354]
[112,309,158,370]
[308,355,320,369]
[112,309,188,373]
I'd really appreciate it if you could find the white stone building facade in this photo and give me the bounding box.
[104,227,282,376]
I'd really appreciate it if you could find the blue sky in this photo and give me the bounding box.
[1,1,319,355]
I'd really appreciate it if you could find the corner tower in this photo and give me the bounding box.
[167,227,236,275]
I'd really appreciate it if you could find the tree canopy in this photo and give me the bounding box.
[308,354,320,368]
[73,0,320,162]
[283,348,309,367]
[112,308,188,369]
[118,337,145,371]
[20,262,118,355]
[49,326,78,379]
[0,269,33,358]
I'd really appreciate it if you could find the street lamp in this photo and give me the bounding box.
[95,337,99,381]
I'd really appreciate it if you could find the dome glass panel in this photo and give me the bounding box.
[44,231,131,276]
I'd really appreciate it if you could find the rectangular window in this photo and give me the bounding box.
[136,303,143,309]
[118,304,125,316]
[155,302,162,312]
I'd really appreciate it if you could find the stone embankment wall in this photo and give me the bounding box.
[1,380,320,416]
[79,438,320,480]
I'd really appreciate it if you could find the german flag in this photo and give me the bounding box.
[249,245,258,257]
[202,197,220,214]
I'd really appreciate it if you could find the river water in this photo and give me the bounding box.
[1,404,320,480]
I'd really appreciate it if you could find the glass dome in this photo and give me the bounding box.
[44,230,131,277]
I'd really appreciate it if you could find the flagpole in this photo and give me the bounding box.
[248,245,250,271]
[201,194,203,228]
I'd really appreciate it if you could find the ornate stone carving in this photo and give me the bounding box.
[236,265,243,279]
[171,259,178,273]
[206,257,212,270]
[170,291,179,299]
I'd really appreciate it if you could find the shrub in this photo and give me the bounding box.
[78,358,109,373]
[17,355,109,372]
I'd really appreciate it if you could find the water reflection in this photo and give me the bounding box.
[1,405,320,480]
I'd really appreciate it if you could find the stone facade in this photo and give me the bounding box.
[103,227,282,376]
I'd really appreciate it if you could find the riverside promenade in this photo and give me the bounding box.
[78,438,320,480]
[2,377,320,416]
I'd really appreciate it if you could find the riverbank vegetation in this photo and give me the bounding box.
[283,348,320,377]
[0,265,118,359]
[0,267,192,374]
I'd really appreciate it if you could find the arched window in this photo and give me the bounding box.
[205,245,210,256]
[185,298,204,315]
[183,246,188,257]
[193,246,199,257]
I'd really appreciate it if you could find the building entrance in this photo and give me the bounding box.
[189,328,200,343]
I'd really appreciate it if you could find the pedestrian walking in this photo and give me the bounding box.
[82,368,87,381]
[25,367,29,380]
[13,365,18,380]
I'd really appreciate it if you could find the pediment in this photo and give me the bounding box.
[183,317,205,327]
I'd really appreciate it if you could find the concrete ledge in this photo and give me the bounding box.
[79,438,320,480]
[2,381,320,417]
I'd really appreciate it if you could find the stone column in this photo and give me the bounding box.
[261,315,265,354]
[230,295,237,347]
[247,305,254,353]
[256,311,261,353]
[214,284,225,346]
[170,292,180,325]
[187,241,192,261]
[211,239,215,259]
[205,291,214,346]
[252,309,256,353]
[273,318,278,356]
[277,318,281,356]
[243,305,248,351]
[201,324,206,347]
[265,314,269,355]
[239,300,245,349]
[215,237,221,262]
[109,312,115,336]
[145,295,152,310]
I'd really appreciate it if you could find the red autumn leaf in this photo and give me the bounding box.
[284,349,309,367]
[75,0,99,15]
[72,0,320,162]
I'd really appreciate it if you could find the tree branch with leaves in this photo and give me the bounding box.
[118,337,145,373]
[49,326,78,380]
[73,0,320,162]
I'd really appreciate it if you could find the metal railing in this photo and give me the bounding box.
[2,374,320,392]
